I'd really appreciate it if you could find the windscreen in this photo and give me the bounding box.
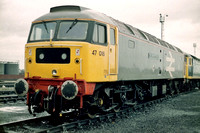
[28,20,89,42]
[29,22,56,41]
[57,21,88,40]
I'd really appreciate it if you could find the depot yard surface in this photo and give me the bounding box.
[0,102,48,125]
[0,91,200,132]
[80,90,200,133]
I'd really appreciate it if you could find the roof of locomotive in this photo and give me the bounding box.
[34,5,183,54]
[34,5,115,25]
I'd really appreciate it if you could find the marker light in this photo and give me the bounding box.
[52,69,60,77]
[52,69,57,76]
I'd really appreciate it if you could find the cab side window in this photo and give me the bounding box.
[93,24,107,45]
[189,58,193,66]
[110,28,115,45]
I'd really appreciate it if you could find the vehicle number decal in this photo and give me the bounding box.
[92,50,105,56]
[99,51,105,56]
[92,50,97,55]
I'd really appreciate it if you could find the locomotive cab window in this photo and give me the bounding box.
[57,21,88,40]
[189,58,193,66]
[92,23,107,45]
[110,28,115,45]
[29,22,56,41]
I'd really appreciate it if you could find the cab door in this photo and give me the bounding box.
[185,56,193,78]
[108,26,118,80]
[188,57,193,77]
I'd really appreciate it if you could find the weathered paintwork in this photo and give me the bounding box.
[117,34,184,81]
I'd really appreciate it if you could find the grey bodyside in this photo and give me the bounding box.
[117,34,184,81]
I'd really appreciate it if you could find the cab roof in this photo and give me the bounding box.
[33,5,115,25]
[33,5,184,54]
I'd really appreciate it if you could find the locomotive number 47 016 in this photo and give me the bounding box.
[92,50,105,56]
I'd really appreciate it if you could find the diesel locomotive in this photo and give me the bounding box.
[14,5,200,117]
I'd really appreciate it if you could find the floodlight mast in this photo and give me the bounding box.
[193,43,197,56]
[160,14,168,40]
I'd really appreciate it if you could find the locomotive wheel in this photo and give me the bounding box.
[169,88,175,95]
[113,93,126,112]
[87,112,96,119]
[113,104,121,112]
[137,89,144,102]
[87,105,97,118]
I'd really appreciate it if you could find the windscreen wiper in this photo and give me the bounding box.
[42,21,48,33]
[66,19,78,34]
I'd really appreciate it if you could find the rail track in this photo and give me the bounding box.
[0,81,27,104]
[1,90,197,133]
[0,81,15,95]
[0,95,26,104]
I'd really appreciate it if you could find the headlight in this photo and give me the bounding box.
[52,69,60,77]
[14,78,29,96]
[61,80,78,100]
[52,69,57,76]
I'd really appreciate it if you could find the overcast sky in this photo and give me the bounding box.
[0,0,200,69]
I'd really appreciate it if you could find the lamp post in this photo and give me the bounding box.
[159,14,168,40]
[193,43,197,56]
